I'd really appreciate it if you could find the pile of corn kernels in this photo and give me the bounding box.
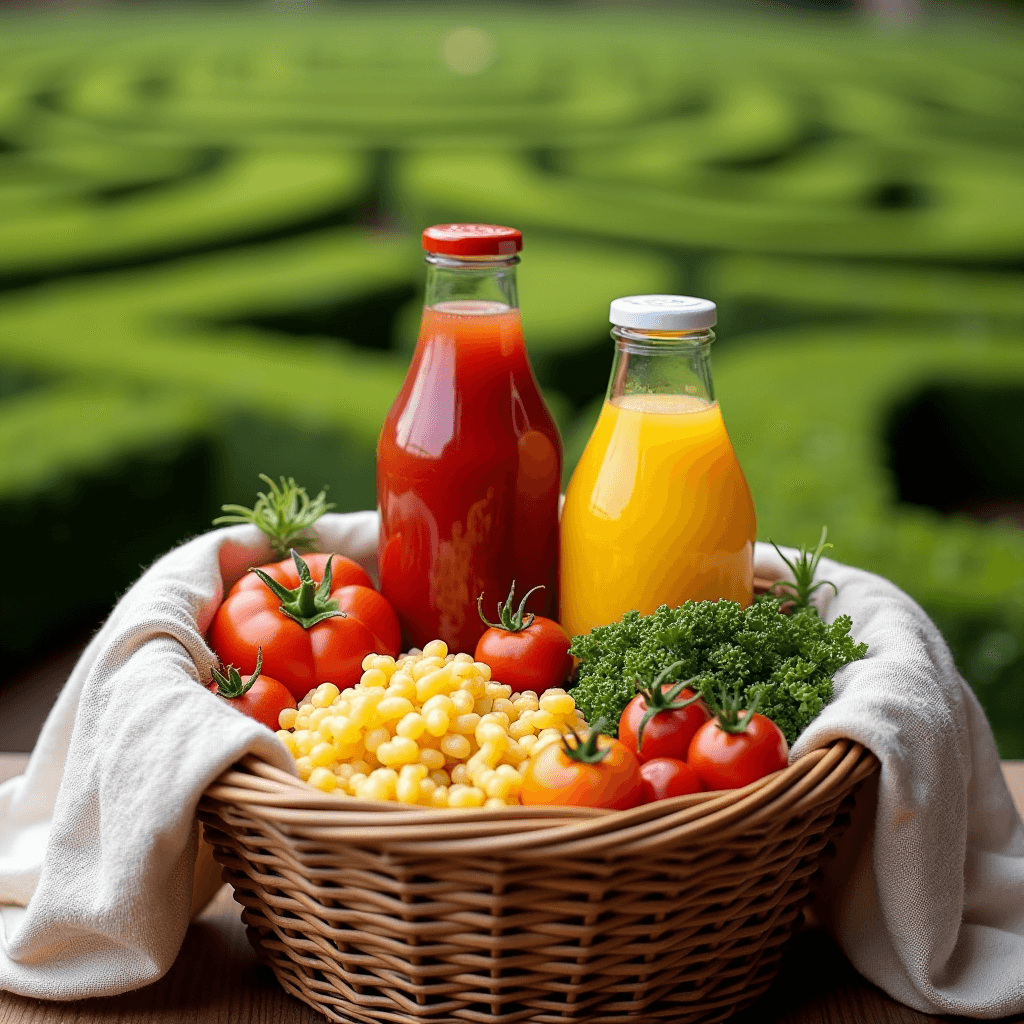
[275,639,586,808]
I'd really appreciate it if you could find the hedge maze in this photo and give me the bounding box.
[0,9,1022,750]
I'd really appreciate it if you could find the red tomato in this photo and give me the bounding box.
[474,583,572,693]
[687,712,789,791]
[520,730,642,811]
[206,649,296,732]
[334,584,402,659]
[209,551,396,702]
[619,682,711,763]
[639,758,704,803]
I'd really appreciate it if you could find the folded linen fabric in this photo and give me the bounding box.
[1,514,1022,1016]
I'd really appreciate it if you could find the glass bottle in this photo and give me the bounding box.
[377,224,562,652]
[560,295,756,641]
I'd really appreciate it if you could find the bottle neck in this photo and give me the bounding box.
[608,326,716,405]
[424,253,519,313]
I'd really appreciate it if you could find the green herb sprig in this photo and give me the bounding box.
[769,526,837,610]
[214,474,334,557]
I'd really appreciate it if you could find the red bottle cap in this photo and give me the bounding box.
[422,223,522,257]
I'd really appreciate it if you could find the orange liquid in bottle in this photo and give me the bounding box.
[560,393,755,640]
[377,302,561,652]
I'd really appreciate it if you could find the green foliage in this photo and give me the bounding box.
[569,597,868,744]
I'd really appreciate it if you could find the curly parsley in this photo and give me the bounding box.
[568,596,867,744]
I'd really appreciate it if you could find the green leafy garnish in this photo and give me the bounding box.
[214,474,334,557]
[769,526,837,609]
[569,596,867,744]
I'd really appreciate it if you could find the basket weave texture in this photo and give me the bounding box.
[199,737,876,1024]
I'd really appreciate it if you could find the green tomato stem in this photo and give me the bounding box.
[251,549,344,629]
[211,647,264,698]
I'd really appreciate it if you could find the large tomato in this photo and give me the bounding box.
[209,550,399,702]
[520,724,642,811]
[207,648,296,732]
[474,583,572,693]
[687,711,789,791]
[618,672,711,763]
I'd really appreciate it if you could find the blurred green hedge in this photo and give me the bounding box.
[0,8,1022,751]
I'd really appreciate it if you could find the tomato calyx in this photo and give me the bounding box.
[250,549,346,629]
[711,685,763,735]
[633,661,704,752]
[210,646,264,699]
[477,580,544,634]
[214,473,334,558]
[560,718,612,765]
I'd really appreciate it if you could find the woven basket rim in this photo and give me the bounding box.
[204,739,877,859]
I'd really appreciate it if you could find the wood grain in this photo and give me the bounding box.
[2,753,1023,1024]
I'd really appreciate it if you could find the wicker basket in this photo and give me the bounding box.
[199,735,876,1024]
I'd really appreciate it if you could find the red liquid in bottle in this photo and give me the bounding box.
[377,300,562,653]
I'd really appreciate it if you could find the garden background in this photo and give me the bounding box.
[0,2,1022,754]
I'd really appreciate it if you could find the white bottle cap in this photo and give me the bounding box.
[609,294,717,330]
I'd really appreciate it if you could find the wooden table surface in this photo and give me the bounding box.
[2,752,1023,1024]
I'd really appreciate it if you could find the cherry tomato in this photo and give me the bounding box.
[639,758,704,803]
[520,729,642,811]
[209,551,396,702]
[687,712,789,791]
[619,680,711,763]
[474,583,572,693]
[206,649,296,732]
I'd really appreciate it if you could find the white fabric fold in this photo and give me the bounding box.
[1,518,1021,1017]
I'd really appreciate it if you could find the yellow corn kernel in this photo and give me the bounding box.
[360,668,388,688]
[429,768,452,787]
[347,759,370,776]
[492,698,515,720]
[377,737,420,766]
[294,715,311,731]
[419,747,446,770]
[364,726,390,752]
[492,683,513,699]
[309,707,330,729]
[440,734,471,760]
[472,766,497,790]
[477,740,506,768]
[356,777,392,802]
[386,675,417,701]
[396,712,426,740]
[473,662,492,681]
[485,797,511,808]
[422,693,454,715]
[293,729,315,755]
[424,708,450,737]
[453,652,474,664]
[294,756,313,781]
[314,683,340,707]
[276,730,299,755]
[396,776,420,804]
[508,718,534,740]
[328,717,361,747]
[538,728,563,742]
[278,707,298,730]
[483,682,503,699]
[473,697,493,715]
[416,668,454,703]
[412,656,444,679]
[450,662,477,680]
[309,742,336,768]
[452,712,481,735]
[502,738,527,767]
[531,709,556,730]
[371,654,396,674]
[373,696,415,726]
[308,766,337,791]
[519,735,538,755]
[539,693,575,715]
[334,763,356,780]
[400,762,428,782]
[484,773,515,799]
[423,639,449,660]
[450,763,470,786]
[481,710,510,730]
[448,785,486,808]
[459,675,486,698]
[475,720,507,746]
[430,786,450,808]
[361,653,377,671]
[348,771,368,790]
[417,777,437,803]
[495,763,523,789]
[449,689,475,714]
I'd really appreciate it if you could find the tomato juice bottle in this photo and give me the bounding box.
[377,224,562,653]
[560,295,756,640]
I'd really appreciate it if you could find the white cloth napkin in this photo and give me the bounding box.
[1,518,1022,1016]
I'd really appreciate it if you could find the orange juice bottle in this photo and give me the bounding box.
[560,295,756,640]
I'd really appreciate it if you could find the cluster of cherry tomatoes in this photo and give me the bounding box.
[522,667,790,811]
